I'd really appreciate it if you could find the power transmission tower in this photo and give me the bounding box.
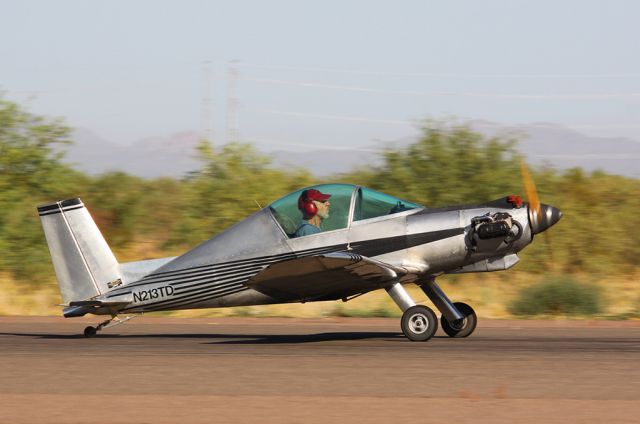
[226,60,240,144]
[200,60,214,146]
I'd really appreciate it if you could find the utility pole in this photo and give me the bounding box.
[226,60,240,144]
[200,60,213,147]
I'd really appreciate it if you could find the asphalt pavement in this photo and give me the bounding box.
[1,316,639,423]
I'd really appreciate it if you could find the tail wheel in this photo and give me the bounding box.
[441,302,477,338]
[401,305,438,341]
[84,326,97,338]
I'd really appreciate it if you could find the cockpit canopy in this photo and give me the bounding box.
[269,184,423,238]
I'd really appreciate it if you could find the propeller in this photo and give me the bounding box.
[520,158,541,225]
[519,158,562,237]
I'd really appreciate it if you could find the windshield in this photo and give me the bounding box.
[354,187,422,221]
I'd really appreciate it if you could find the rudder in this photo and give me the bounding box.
[38,198,121,304]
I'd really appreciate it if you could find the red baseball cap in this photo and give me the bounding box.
[305,188,331,202]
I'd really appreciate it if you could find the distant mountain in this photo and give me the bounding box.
[65,129,201,178]
[65,123,640,179]
[469,121,640,178]
[272,122,640,178]
[65,128,378,178]
[269,148,382,177]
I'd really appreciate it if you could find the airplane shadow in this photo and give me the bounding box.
[0,331,428,344]
[205,332,405,344]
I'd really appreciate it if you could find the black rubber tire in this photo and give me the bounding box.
[401,305,438,342]
[441,302,477,338]
[84,326,97,338]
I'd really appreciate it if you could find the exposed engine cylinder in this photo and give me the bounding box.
[468,212,522,252]
[477,221,510,239]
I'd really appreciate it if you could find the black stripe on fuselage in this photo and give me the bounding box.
[106,291,131,299]
[128,258,283,287]
[152,282,245,308]
[412,197,515,215]
[117,250,345,310]
[350,228,465,257]
[142,287,249,312]
[172,278,247,297]
[137,244,338,280]
[127,264,265,289]
[122,245,342,289]
[119,251,333,310]
[170,268,263,290]
[155,283,247,308]
[122,283,248,312]
[120,268,273,310]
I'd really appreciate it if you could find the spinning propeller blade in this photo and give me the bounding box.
[520,159,540,218]
[519,159,562,235]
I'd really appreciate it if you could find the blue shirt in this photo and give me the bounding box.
[294,222,322,238]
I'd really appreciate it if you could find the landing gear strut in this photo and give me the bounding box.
[83,314,139,338]
[419,278,478,338]
[381,278,478,342]
[440,302,477,338]
[386,282,438,341]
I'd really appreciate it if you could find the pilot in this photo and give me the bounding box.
[294,189,331,237]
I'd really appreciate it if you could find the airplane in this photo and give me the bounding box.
[37,165,561,341]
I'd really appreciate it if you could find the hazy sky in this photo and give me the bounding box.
[2,0,639,151]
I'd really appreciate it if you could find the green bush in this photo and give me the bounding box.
[508,277,602,316]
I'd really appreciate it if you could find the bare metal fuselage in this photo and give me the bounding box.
[97,201,532,315]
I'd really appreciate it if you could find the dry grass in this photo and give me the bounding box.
[0,274,61,316]
[1,270,638,319]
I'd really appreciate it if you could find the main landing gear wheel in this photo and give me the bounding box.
[84,326,97,338]
[401,305,438,341]
[441,302,477,338]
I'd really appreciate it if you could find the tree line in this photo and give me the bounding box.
[1,97,638,285]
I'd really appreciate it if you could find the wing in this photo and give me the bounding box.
[246,252,404,302]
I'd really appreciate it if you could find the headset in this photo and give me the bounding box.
[298,190,318,218]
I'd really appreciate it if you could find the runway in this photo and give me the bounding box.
[1,316,639,423]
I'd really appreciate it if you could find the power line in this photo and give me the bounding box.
[534,154,640,160]
[239,62,640,79]
[244,137,386,153]
[242,76,640,99]
[263,109,412,125]
[10,74,640,101]
[259,108,640,131]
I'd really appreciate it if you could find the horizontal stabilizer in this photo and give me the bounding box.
[63,296,132,318]
[69,299,131,307]
[119,257,177,283]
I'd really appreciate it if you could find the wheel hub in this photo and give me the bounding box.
[450,317,466,331]
[409,313,429,334]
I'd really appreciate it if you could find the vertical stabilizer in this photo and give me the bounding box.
[38,199,121,304]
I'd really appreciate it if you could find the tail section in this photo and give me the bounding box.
[38,198,122,304]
